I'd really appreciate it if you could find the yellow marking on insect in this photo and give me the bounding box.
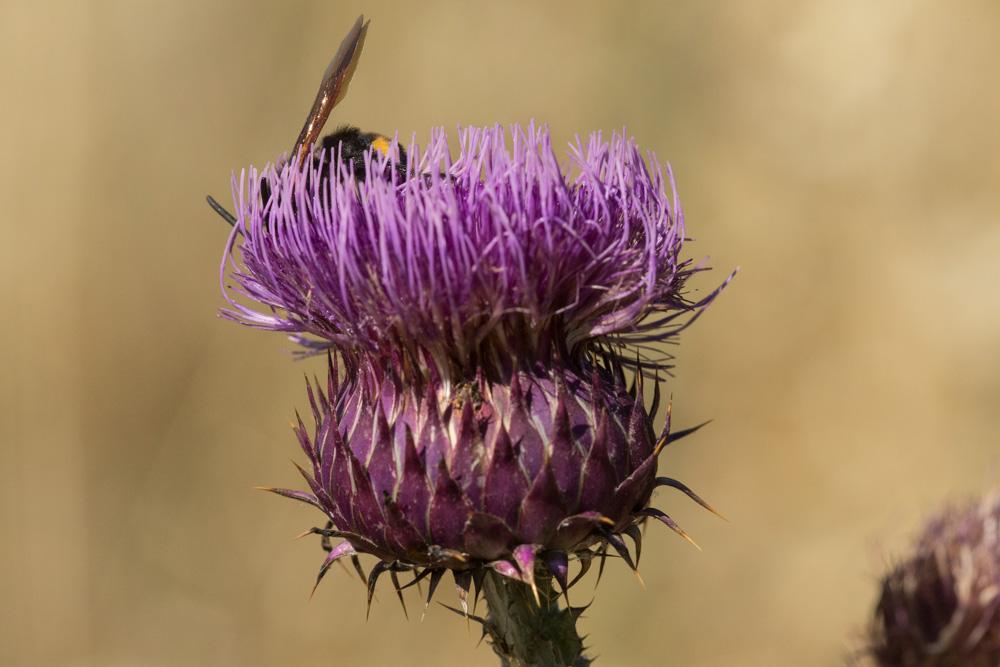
[371,136,391,155]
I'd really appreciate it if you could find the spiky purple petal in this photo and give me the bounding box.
[222,124,725,383]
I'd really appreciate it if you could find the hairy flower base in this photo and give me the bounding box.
[869,493,1000,666]
[264,354,718,608]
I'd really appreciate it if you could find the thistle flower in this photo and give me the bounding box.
[221,123,722,381]
[868,493,1000,666]
[220,123,729,664]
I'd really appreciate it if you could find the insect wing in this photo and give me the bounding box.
[291,14,370,165]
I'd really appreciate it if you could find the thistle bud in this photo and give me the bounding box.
[869,493,1000,666]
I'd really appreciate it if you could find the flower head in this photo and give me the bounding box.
[221,123,722,383]
[869,493,1000,666]
[224,123,730,609]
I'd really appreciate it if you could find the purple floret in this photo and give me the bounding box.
[221,123,724,381]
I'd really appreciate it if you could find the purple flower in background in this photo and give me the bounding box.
[219,122,730,664]
[868,493,1000,667]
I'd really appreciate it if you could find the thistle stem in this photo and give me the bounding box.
[482,571,591,667]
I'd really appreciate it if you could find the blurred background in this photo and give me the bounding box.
[2,1,999,665]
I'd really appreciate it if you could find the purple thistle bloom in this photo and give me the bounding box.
[868,493,1000,666]
[221,123,731,619]
[221,123,724,381]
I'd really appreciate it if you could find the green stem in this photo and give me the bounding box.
[482,571,591,667]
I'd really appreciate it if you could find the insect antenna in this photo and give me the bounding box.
[206,194,237,227]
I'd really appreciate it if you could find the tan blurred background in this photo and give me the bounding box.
[2,1,999,665]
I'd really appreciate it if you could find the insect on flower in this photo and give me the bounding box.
[206,14,405,226]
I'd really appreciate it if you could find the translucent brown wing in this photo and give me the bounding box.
[290,14,370,165]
